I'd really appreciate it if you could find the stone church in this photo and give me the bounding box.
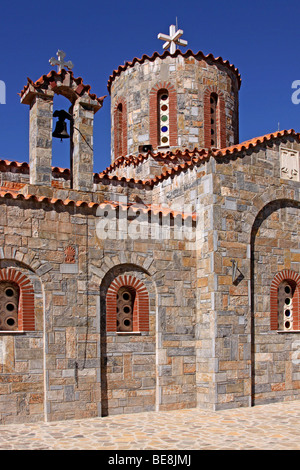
[0,25,299,424]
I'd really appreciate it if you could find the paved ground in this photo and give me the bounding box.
[0,400,299,450]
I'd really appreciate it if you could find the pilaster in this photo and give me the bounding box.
[28,95,53,185]
[72,101,94,192]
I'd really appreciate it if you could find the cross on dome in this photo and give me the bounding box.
[49,50,74,72]
[157,24,188,54]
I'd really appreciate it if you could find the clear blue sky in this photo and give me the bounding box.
[0,0,300,173]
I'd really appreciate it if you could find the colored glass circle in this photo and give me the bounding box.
[161,115,168,122]
[161,126,168,132]
[161,104,168,111]
[162,136,168,143]
[161,94,168,101]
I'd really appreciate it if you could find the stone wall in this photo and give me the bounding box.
[209,138,300,408]
[0,183,197,422]
[0,132,299,423]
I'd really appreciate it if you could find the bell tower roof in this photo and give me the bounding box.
[20,68,106,110]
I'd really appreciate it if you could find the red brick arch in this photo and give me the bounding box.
[270,269,300,331]
[113,97,127,159]
[149,82,177,149]
[0,268,35,331]
[106,274,149,332]
[203,86,226,149]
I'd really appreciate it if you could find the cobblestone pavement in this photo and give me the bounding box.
[0,401,299,450]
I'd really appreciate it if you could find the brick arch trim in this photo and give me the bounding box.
[149,82,177,148]
[203,86,226,149]
[106,274,149,332]
[0,268,35,331]
[113,97,127,159]
[270,269,300,331]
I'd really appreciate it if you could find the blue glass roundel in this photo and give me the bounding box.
[161,126,168,133]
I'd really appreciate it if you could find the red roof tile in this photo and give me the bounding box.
[1,129,299,187]
[0,191,195,220]
[213,129,300,157]
[100,148,207,175]
[19,68,106,106]
[107,49,242,93]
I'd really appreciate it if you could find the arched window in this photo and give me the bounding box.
[0,268,35,332]
[204,87,226,149]
[149,82,177,150]
[157,89,170,147]
[116,103,123,154]
[277,280,297,331]
[114,99,127,159]
[117,286,136,332]
[270,270,300,331]
[0,282,19,331]
[106,274,149,333]
[210,93,218,147]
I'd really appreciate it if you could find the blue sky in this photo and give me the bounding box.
[0,0,300,173]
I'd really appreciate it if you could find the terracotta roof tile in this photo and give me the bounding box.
[19,68,106,106]
[100,148,207,175]
[0,190,195,220]
[213,129,300,157]
[107,49,241,93]
[1,130,299,188]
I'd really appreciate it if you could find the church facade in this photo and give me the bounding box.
[0,30,299,424]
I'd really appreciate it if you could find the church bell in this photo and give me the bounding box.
[52,109,72,141]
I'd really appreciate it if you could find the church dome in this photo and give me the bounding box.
[108,42,241,162]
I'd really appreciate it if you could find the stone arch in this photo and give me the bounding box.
[0,257,45,423]
[247,186,300,240]
[0,247,53,280]
[20,69,104,109]
[250,197,300,405]
[98,262,157,417]
[90,252,157,287]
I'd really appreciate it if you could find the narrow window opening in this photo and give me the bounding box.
[210,93,218,147]
[0,282,19,331]
[116,103,123,157]
[116,286,136,332]
[157,89,169,147]
[277,280,296,330]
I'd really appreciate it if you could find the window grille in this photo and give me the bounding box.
[0,282,19,331]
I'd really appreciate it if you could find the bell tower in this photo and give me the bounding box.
[20,51,106,191]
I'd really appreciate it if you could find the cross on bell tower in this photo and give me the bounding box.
[158,24,188,54]
[49,50,74,72]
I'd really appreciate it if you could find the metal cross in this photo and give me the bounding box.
[49,50,74,72]
[158,24,188,54]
